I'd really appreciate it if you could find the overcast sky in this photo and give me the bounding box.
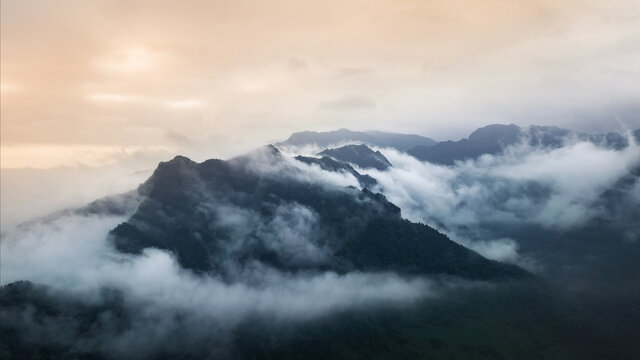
[1,0,639,168]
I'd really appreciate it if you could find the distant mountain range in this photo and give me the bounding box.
[281,124,638,166]
[278,128,437,151]
[408,124,631,165]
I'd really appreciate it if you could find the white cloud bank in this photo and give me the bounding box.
[369,138,640,230]
[0,211,440,336]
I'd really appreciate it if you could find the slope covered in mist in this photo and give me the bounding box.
[110,145,524,280]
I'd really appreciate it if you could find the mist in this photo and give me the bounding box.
[0,168,457,358]
[296,134,634,270]
[365,136,639,229]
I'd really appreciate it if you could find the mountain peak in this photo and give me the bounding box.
[468,124,521,143]
[408,124,522,165]
[167,154,195,164]
[265,144,281,155]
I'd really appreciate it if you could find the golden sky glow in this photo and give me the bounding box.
[1,0,639,168]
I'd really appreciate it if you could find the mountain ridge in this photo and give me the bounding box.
[3,126,637,359]
[408,124,632,165]
[109,146,527,280]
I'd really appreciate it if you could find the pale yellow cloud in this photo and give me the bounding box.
[1,0,639,168]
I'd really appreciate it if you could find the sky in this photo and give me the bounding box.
[1,0,639,169]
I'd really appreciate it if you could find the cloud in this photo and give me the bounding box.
[0,210,442,357]
[345,136,640,269]
[0,143,172,169]
[233,147,363,189]
[3,0,639,170]
[456,237,540,272]
[333,67,375,78]
[209,202,331,267]
[464,238,520,263]
[8,127,639,356]
[6,144,521,356]
[0,163,153,229]
[320,95,376,110]
[367,137,640,230]
[164,129,193,145]
[3,130,638,356]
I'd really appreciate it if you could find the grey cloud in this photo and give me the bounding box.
[164,129,193,146]
[457,237,540,272]
[320,95,376,110]
[0,164,154,229]
[210,202,331,268]
[236,146,363,189]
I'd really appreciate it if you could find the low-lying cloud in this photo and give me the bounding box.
[325,135,640,270]
[367,137,640,230]
[1,205,446,357]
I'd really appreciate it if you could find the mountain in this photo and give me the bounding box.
[538,164,640,356]
[2,137,630,360]
[318,144,392,170]
[434,148,640,359]
[110,146,525,280]
[279,128,436,151]
[280,126,633,166]
[408,124,520,165]
[408,124,631,165]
